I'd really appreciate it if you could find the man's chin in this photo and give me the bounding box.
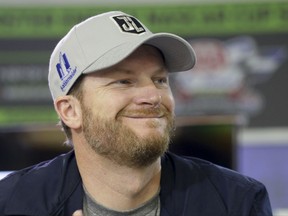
[128,126,167,139]
[123,117,167,131]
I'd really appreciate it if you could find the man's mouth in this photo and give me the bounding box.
[118,108,167,118]
[122,114,164,119]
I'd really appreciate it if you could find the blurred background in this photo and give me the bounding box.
[0,0,287,214]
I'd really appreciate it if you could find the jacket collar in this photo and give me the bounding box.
[4,151,83,216]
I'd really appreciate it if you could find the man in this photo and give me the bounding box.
[0,11,272,216]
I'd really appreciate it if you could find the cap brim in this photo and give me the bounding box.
[82,32,196,74]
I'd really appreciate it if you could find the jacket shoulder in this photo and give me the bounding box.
[0,159,52,206]
[161,152,272,215]
[163,151,264,190]
[0,151,77,215]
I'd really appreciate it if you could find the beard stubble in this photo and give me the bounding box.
[81,105,175,168]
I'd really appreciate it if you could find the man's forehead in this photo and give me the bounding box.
[88,65,168,79]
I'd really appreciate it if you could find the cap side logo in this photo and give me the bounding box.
[56,53,71,80]
[56,52,77,92]
[112,15,145,34]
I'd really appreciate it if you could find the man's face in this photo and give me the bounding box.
[79,45,175,168]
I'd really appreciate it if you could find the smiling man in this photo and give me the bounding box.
[75,45,174,169]
[0,11,272,216]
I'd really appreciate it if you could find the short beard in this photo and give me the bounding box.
[81,105,175,169]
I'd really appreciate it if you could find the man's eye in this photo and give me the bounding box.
[116,79,132,85]
[155,77,168,85]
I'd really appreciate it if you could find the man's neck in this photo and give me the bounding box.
[74,142,161,211]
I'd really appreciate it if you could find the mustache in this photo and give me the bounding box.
[117,107,172,118]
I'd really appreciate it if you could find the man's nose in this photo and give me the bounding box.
[132,85,162,108]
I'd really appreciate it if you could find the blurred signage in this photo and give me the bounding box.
[0,2,287,38]
[173,36,287,116]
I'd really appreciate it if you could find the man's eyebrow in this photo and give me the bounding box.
[157,66,168,73]
[96,65,168,77]
[94,67,131,77]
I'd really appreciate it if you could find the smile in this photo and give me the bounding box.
[122,115,164,119]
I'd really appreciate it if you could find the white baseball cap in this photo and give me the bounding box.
[48,11,196,100]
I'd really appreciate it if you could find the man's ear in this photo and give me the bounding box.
[54,96,82,130]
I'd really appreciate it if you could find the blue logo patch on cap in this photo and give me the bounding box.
[56,52,77,92]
